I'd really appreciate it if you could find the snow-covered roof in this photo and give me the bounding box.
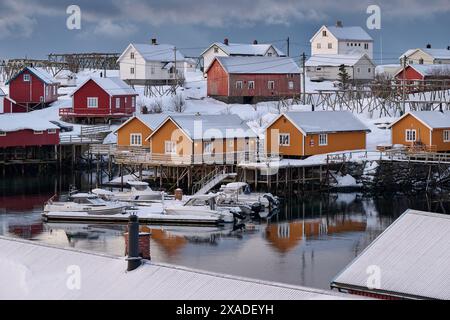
[0,236,351,300]
[391,111,450,130]
[306,54,373,67]
[331,210,450,300]
[147,114,258,140]
[119,43,186,63]
[72,77,137,97]
[404,64,450,77]
[213,56,300,74]
[6,67,58,85]
[0,113,59,132]
[207,42,286,57]
[115,114,168,134]
[401,48,450,60]
[279,111,370,134]
[0,88,5,96]
[325,26,373,41]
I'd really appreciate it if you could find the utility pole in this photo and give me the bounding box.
[402,55,407,115]
[287,37,290,57]
[301,52,306,104]
[174,46,178,89]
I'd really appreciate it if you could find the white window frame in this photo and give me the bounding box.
[322,30,327,37]
[279,133,290,146]
[405,129,417,142]
[23,74,30,82]
[130,52,135,59]
[0,131,6,137]
[132,96,136,107]
[87,97,98,108]
[165,141,177,155]
[328,43,332,49]
[444,130,450,142]
[33,130,44,135]
[319,134,328,146]
[204,141,213,154]
[268,81,275,90]
[288,81,294,90]
[130,133,142,147]
[317,43,321,49]
[130,67,135,74]
[236,81,243,89]
[48,129,57,134]
[151,65,155,75]
[364,43,369,49]
[53,86,56,95]
[214,47,219,53]
[116,97,121,109]
[248,81,255,89]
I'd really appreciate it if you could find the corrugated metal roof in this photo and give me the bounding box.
[6,67,58,85]
[136,114,169,130]
[410,111,450,129]
[0,236,352,300]
[216,56,300,74]
[408,64,450,77]
[73,77,137,97]
[131,43,186,62]
[306,54,373,67]
[284,111,370,134]
[326,26,373,41]
[332,210,450,300]
[0,113,59,132]
[213,42,285,57]
[401,48,450,60]
[170,114,258,139]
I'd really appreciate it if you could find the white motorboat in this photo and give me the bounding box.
[44,193,127,215]
[163,194,237,223]
[218,182,279,209]
[92,181,163,202]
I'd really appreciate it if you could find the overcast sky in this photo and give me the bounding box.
[0,0,449,64]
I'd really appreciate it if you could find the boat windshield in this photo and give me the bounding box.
[133,185,149,191]
[184,198,208,206]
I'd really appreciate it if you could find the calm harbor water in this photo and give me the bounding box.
[1,172,450,290]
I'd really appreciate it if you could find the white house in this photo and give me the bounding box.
[399,47,450,65]
[310,22,373,59]
[184,57,198,73]
[118,40,186,84]
[305,53,375,81]
[201,39,286,73]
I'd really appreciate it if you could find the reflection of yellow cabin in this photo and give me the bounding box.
[265,218,367,253]
[145,114,258,163]
[115,114,167,148]
[265,111,370,158]
[141,226,187,257]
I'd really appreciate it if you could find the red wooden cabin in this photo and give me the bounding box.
[60,77,138,123]
[395,64,450,92]
[206,56,301,104]
[5,67,59,112]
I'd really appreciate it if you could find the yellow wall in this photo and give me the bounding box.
[432,128,450,152]
[117,117,152,148]
[391,114,431,147]
[149,119,192,156]
[266,115,303,156]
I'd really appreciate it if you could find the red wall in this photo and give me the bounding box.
[229,73,300,97]
[0,129,60,148]
[73,79,136,115]
[3,99,27,113]
[395,67,424,81]
[9,69,58,105]
[207,60,229,96]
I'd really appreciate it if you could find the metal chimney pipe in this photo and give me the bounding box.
[127,214,142,271]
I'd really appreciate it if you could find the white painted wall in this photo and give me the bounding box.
[403,50,450,65]
[0,97,4,114]
[202,45,229,72]
[306,57,374,81]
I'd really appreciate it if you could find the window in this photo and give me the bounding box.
[351,43,354,47]
[328,43,332,49]
[151,66,155,75]
[347,43,350,47]
[204,141,213,154]
[279,134,290,146]
[130,52,135,59]
[23,74,30,82]
[267,52,273,57]
[405,129,417,142]
[54,86,57,95]
[48,129,57,134]
[214,47,219,53]
[368,68,372,73]
[319,134,328,146]
[288,81,294,90]
[236,81,243,89]
[165,141,176,154]
[87,97,98,108]
[316,67,322,71]
[34,130,44,135]
[317,43,321,49]
[322,30,327,37]
[444,130,450,142]
[364,43,369,49]
[116,97,121,109]
[419,58,424,65]
[358,43,361,47]
[357,67,361,73]
[0,131,6,137]
[46,87,49,97]
[248,81,255,89]
[268,81,275,90]
[130,67,135,74]
[130,134,142,146]
[132,96,136,107]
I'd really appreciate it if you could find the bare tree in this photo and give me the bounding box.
[149,99,164,113]
[171,94,186,113]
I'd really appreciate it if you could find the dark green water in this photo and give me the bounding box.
[1,172,449,290]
